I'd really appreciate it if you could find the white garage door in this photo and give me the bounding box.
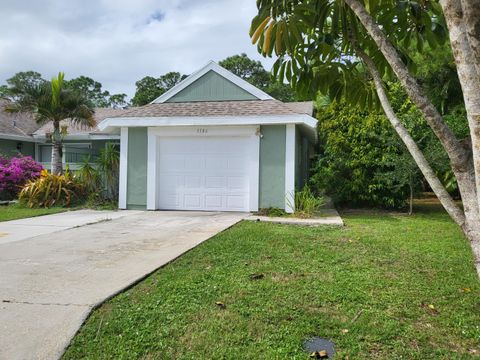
[157,136,251,211]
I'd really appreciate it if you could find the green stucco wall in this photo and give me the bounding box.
[0,139,35,158]
[167,70,258,102]
[259,125,286,209]
[127,128,148,209]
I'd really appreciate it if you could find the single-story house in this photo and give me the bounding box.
[98,61,317,213]
[0,61,317,213]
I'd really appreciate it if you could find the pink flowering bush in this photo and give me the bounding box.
[0,155,43,200]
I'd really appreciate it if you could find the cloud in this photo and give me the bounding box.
[0,0,275,99]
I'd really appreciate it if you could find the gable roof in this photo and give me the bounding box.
[0,100,42,141]
[151,61,274,103]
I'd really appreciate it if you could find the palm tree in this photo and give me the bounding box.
[4,72,95,174]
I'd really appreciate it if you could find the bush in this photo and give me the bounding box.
[19,169,85,208]
[77,143,119,206]
[287,185,325,218]
[0,155,43,200]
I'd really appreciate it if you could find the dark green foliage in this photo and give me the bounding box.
[311,101,418,208]
[1,71,128,108]
[131,72,186,106]
[219,53,302,102]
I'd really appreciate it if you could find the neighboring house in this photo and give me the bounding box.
[0,102,125,170]
[32,108,125,170]
[0,99,38,157]
[98,61,317,213]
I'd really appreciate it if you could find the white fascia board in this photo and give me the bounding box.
[151,61,274,103]
[0,133,38,142]
[33,134,120,141]
[99,114,317,134]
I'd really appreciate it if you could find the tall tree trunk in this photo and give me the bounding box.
[344,0,480,277]
[343,0,471,171]
[51,122,63,175]
[460,0,480,76]
[358,47,480,276]
[440,0,480,214]
[356,47,466,226]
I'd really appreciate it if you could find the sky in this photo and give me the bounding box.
[0,0,275,99]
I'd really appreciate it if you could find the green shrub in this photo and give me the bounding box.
[287,185,325,218]
[19,169,85,208]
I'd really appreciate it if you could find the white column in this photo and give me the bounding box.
[285,124,296,213]
[249,130,260,212]
[118,127,128,209]
[146,128,158,210]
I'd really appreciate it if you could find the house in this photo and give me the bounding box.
[98,61,317,213]
[0,102,124,170]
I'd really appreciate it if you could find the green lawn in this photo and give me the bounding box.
[0,203,68,222]
[64,205,480,359]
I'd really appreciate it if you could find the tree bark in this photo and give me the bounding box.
[343,0,471,172]
[357,47,466,227]
[460,0,480,77]
[440,0,480,216]
[345,0,480,277]
[51,122,63,175]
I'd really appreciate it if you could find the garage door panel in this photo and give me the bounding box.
[158,136,251,212]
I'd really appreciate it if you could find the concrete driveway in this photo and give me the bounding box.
[0,210,246,360]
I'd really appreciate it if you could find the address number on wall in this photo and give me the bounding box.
[196,128,208,134]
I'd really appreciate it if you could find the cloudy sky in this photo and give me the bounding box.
[0,0,275,99]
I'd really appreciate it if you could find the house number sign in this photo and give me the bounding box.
[196,128,208,134]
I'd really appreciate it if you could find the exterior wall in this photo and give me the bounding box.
[127,128,148,209]
[166,70,258,102]
[259,125,286,209]
[0,139,35,158]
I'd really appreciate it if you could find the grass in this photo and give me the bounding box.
[0,203,69,222]
[64,203,480,359]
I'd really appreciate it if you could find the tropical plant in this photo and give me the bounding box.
[19,169,85,208]
[287,185,325,218]
[250,0,480,276]
[77,143,120,204]
[3,72,95,175]
[96,143,119,200]
[0,155,43,200]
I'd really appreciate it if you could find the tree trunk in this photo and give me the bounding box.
[460,0,480,77]
[440,0,480,215]
[51,122,63,175]
[409,182,413,216]
[343,0,471,171]
[345,0,480,277]
[359,47,480,276]
[356,47,466,227]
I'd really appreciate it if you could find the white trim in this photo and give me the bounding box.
[151,61,274,103]
[0,133,38,142]
[249,130,260,212]
[99,114,317,133]
[148,125,257,138]
[32,134,119,141]
[285,124,296,213]
[119,127,128,209]
[146,129,158,210]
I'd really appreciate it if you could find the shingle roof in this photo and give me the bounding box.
[284,101,314,115]
[0,100,42,139]
[33,107,129,136]
[110,100,313,118]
